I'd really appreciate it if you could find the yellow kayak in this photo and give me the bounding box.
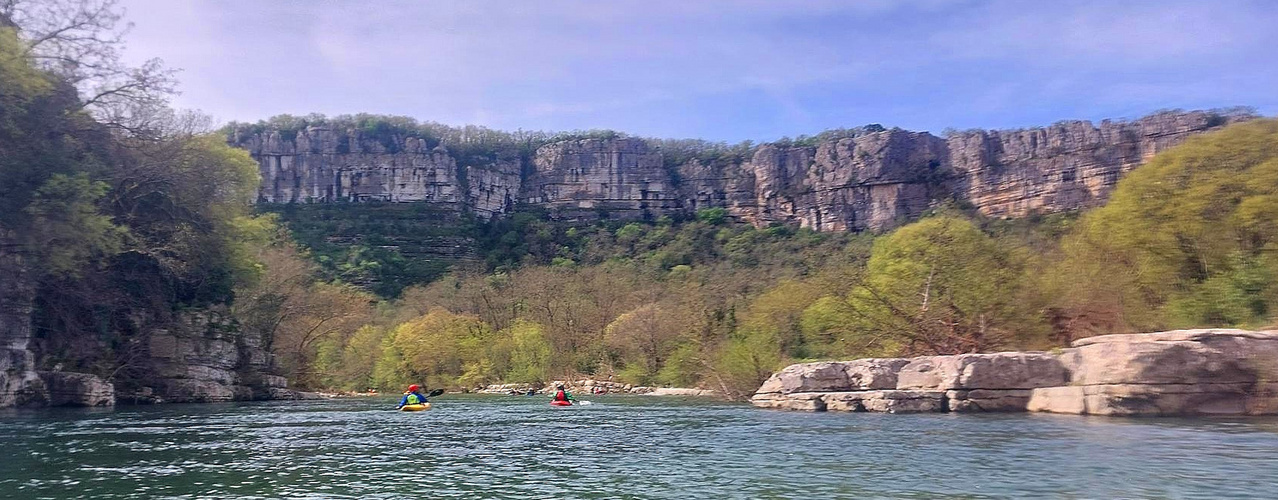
[399,403,431,412]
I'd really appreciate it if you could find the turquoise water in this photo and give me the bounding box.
[3,395,1278,499]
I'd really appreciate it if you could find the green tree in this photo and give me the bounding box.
[850,214,1039,354]
[504,320,552,383]
[1055,119,1278,332]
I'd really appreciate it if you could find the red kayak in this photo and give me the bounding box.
[549,400,573,406]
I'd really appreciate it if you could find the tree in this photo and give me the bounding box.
[2,0,176,133]
[848,214,1039,354]
[390,309,491,389]
[1053,119,1278,332]
[604,302,689,384]
[503,320,552,383]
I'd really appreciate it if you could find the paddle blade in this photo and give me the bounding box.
[427,388,446,397]
[578,401,593,406]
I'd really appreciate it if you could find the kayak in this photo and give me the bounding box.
[549,400,572,407]
[399,403,431,412]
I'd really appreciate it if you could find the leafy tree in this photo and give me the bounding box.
[503,320,552,383]
[849,214,1039,354]
[1053,119,1278,332]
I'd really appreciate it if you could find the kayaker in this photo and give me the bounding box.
[397,384,430,409]
[551,384,576,404]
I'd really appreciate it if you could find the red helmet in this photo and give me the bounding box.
[408,384,419,392]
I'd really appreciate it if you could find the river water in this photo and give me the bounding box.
[3,395,1278,499]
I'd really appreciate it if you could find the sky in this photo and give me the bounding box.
[115,0,1278,142]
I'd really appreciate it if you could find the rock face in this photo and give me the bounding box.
[1028,329,1278,416]
[0,238,297,408]
[753,353,1065,413]
[233,109,1252,231]
[0,232,46,407]
[753,329,1278,417]
[238,127,464,205]
[527,138,679,219]
[135,308,297,404]
[946,111,1247,217]
[38,372,113,407]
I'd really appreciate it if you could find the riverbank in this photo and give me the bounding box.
[478,380,717,397]
[753,329,1278,416]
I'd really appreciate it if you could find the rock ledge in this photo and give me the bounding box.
[752,329,1278,416]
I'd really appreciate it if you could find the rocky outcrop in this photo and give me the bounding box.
[138,308,299,404]
[946,110,1252,218]
[1027,329,1278,416]
[0,232,46,407]
[753,329,1278,417]
[38,372,113,407]
[753,354,1065,413]
[527,138,679,219]
[478,379,718,396]
[1,292,297,407]
[233,109,1254,231]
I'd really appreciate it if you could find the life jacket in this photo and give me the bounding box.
[553,390,568,402]
[406,392,424,405]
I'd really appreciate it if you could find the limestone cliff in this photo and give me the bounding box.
[233,109,1253,230]
[946,110,1249,217]
[526,137,679,219]
[1,230,297,408]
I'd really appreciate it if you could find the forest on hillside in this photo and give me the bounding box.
[4,1,1276,401]
[0,0,269,393]
[254,119,1278,398]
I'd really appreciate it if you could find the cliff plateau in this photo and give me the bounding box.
[234,109,1254,231]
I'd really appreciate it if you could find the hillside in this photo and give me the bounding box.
[246,119,1278,397]
[233,109,1254,296]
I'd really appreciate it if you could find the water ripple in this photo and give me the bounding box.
[3,397,1278,498]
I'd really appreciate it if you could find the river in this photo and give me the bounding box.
[2,395,1278,499]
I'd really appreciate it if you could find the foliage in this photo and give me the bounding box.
[1048,119,1278,334]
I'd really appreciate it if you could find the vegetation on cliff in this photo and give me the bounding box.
[0,1,266,391]
[258,120,1278,398]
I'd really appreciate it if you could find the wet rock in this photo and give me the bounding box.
[160,380,235,403]
[945,389,1034,412]
[819,390,945,413]
[859,390,945,413]
[751,392,826,411]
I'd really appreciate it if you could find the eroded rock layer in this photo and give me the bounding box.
[233,109,1253,230]
[3,229,300,408]
[752,329,1278,416]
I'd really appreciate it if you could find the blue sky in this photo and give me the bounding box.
[117,0,1277,142]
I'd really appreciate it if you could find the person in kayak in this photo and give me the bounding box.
[551,384,576,404]
[397,384,430,409]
